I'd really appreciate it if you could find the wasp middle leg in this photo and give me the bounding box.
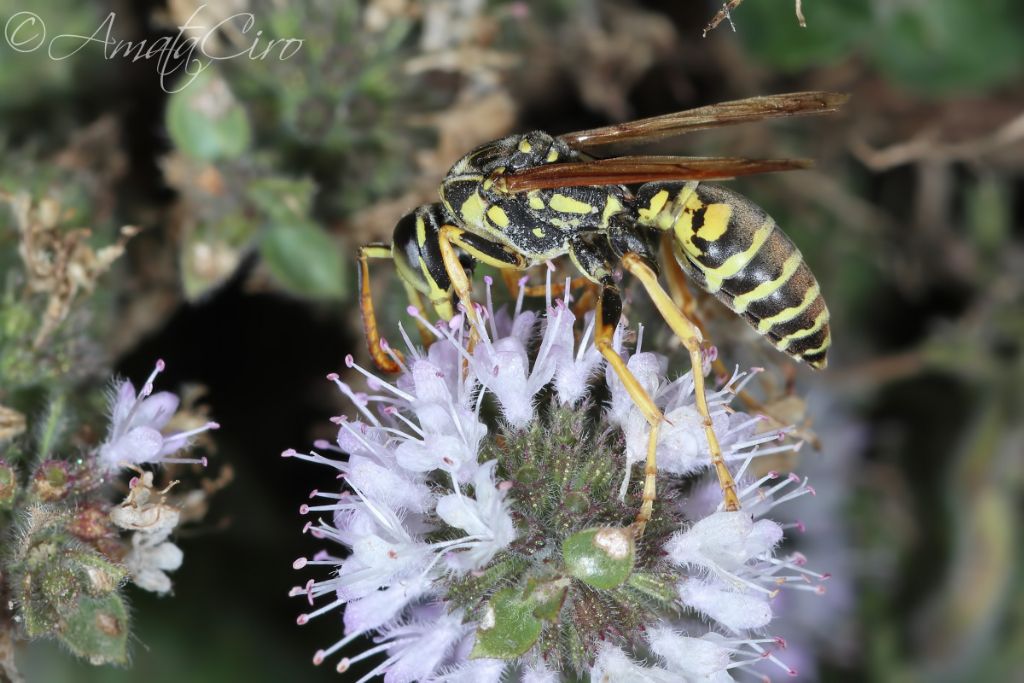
[567,234,665,536]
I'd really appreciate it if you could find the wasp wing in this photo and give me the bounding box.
[560,91,848,148]
[499,156,812,193]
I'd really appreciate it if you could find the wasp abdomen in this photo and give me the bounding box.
[637,182,830,368]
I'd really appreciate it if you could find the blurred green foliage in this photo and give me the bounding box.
[740,0,1024,96]
[166,70,252,162]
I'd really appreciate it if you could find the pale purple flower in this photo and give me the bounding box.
[434,460,516,572]
[96,360,218,472]
[591,643,677,683]
[287,274,829,681]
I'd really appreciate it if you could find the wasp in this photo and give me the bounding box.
[358,91,846,534]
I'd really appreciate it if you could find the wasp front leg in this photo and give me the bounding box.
[358,244,407,373]
[436,225,529,330]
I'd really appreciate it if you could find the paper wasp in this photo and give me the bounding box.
[358,91,846,534]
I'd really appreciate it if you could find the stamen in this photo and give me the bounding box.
[158,456,208,466]
[345,355,415,402]
[406,306,444,340]
[380,338,409,374]
[140,359,166,398]
[515,276,528,316]
[161,421,220,450]
[282,449,343,470]
[313,628,366,664]
[483,275,498,339]
[577,315,596,362]
[297,596,345,624]
[396,322,418,359]
[545,261,554,310]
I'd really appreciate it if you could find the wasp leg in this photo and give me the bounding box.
[567,234,664,536]
[621,252,740,512]
[660,231,702,330]
[358,244,407,373]
[572,281,599,318]
[659,233,764,413]
[594,282,665,536]
[500,270,524,299]
[437,225,529,331]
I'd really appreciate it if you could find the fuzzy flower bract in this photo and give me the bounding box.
[288,275,828,681]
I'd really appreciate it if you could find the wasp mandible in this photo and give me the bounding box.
[358,91,846,534]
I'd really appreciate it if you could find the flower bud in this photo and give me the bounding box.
[562,527,635,589]
[31,460,73,502]
[0,460,18,509]
[470,588,542,660]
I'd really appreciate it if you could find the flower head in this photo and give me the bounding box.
[288,276,827,680]
[97,360,218,472]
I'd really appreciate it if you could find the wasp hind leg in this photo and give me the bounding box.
[620,252,740,512]
[659,233,766,416]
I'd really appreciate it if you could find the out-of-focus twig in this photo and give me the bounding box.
[851,111,1024,170]
[703,0,807,37]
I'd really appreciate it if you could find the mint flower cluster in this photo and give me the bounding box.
[288,277,826,681]
[0,360,218,669]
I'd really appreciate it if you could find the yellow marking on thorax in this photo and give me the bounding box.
[774,308,830,349]
[549,193,594,214]
[697,220,776,293]
[695,203,733,242]
[757,281,820,334]
[532,227,546,238]
[638,189,669,224]
[601,195,623,227]
[487,204,510,228]
[732,251,802,314]
[483,177,494,191]
[546,149,558,162]
[528,192,546,211]
[518,139,532,153]
[459,192,487,227]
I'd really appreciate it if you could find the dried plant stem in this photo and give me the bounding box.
[703,0,808,36]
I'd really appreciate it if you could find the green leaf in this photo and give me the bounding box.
[166,70,251,161]
[470,588,543,660]
[562,527,635,590]
[59,594,129,666]
[260,223,347,299]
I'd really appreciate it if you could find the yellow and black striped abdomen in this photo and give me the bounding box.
[636,182,830,368]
